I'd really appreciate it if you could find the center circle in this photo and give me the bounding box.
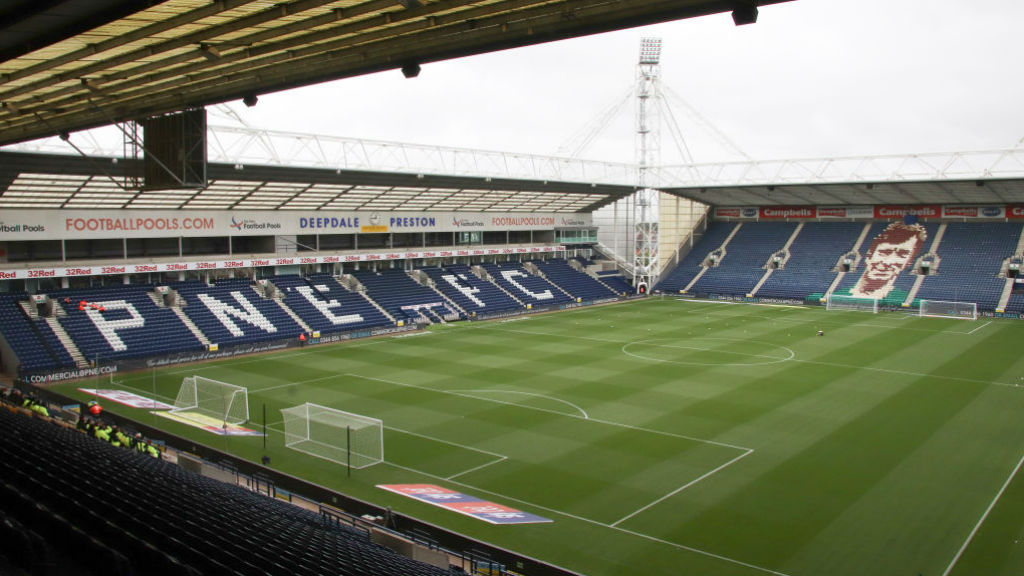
[622,337,795,367]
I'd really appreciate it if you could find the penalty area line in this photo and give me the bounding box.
[942,448,1024,576]
[610,448,754,527]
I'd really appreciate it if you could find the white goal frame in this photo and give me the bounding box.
[919,299,978,320]
[281,402,383,469]
[170,376,249,426]
[825,293,879,314]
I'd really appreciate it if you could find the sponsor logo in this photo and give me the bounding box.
[0,271,17,279]
[760,206,817,219]
[275,258,295,265]
[0,222,45,233]
[133,264,158,273]
[230,216,281,231]
[944,206,978,217]
[982,206,1003,217]
[818,208,847,218]
[490,216,556,227]
[223,261,244,268]
[65,268,92,276]
[100,266,126,274]
[560,217,586,226]
[452,217,485,227]
[389,216,436,228]
[741,208,759,218]
[874,205,940,218]
[65,217,213,232]
[299,216,359,229]
[1007,205,1024,219]
[195,262,216,269]
[166,263,188,271]
[715,208,741,218]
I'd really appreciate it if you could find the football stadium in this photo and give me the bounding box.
[2,2,1024,576]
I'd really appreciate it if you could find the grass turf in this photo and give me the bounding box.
[55,298,1024,576]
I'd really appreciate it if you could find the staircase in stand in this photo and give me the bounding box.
[170,304,211,347]
[43,316,89,369]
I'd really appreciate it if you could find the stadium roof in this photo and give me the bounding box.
[0,150,633,211]
[0,0,791,147]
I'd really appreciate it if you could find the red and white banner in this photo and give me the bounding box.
[817,206,874,219]
[1007,205,1024,219]
[0,246,566,280]
[941,205,1006,219]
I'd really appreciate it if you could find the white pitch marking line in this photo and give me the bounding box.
[966,320,992,335]
[453,389,589,419]
[380,460,792,576]
[611,448,754,528]
[348,373,751,452]
[942,449,1024,576]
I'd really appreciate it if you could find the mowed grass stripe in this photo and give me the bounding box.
[50,299,1024,576]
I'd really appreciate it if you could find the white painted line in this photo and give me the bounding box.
[942,449,1024,576]
[381,459,793,576]
[966,320,992,335]
[453,389,589,419]
[347,373,752,452]
[445,456,508,480]
[611,448,754,527]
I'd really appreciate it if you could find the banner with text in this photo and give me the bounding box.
[0,246,565,280]
[0,210,591,241]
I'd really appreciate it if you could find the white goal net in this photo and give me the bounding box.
[281,403,383,469]
[825,293,879,313]
[171,376,249,426]
[919,299,978,320]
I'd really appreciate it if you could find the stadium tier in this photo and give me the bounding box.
[350,269,456,323]
[656,221,1024,311]
[0,406,461,576]
[0,294,76,373]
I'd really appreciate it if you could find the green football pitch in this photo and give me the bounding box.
[55,298,1024,576]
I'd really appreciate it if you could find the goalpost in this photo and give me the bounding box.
[919,299,978,320]
[171,376,249,426]
[281,402,383,469]
[825,293,879,314]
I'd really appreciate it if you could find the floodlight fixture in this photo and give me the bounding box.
[639,37,661,65]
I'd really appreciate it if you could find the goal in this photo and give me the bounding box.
[825,293,878,313]
[171,376,249,426]
[281,403,383,469]
[919,299,978,320]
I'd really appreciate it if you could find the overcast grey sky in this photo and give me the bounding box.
[220,0,1024,165]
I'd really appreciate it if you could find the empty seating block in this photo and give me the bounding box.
[0,293,75,373]
[757,222,864,299]
[915,222,1022,310]
[352,269,454,321]
[173,280,303,346]
[419,264,521,315]
[531,259,619,301]
[656,221,737,293]
[689,222,798,296]
[272,275,391,334]
[0,408,461,576]
[51,285,205,362]
[479,262,573,306]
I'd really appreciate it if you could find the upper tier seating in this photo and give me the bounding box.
[756,222,865,299]
[51,285,204,362]
[419,264,522,315]
[173,280,303,345]
[688,222,798,296]
[479,262,574,306]
[914,222,1022,310]
[351,269,454,321]
[0,407,461,576]
[530,258,618,301]
[0,294,75,373]
[656,221,738,293]
[271,275,391,333]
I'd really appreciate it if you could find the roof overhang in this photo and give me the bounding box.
[0,0,793,147]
